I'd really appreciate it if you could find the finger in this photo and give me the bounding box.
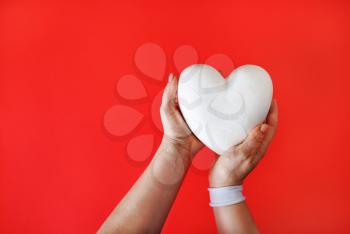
[257,99,279,158]
[237,124,267,157]
[171,74,180,105]
[161,73,178,112]
[266,99,278,129]
[168,73,179,103]
[264,99,278,143]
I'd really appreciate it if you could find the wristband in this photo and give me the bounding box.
[208,185,245,207]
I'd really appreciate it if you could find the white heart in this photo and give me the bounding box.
[178,64,273,155]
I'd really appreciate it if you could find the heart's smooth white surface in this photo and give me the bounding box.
[178,64,273,155]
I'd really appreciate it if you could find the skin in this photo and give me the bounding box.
[209,99,278,234]
[98,74,278,234]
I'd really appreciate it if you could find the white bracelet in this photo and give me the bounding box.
[208,185,246,207]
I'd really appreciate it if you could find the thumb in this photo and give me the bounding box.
[161,73,178,112]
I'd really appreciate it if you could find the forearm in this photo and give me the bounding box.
[213,202,259,234]
[98,138,192,234]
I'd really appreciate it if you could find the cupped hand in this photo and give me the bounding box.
[209,100,278,187]
[160,73,203,157]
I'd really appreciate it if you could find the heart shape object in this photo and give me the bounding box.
[178,64,273,155]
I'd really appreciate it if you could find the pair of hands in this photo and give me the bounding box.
[96,73,278,234]
[161,73,278,187]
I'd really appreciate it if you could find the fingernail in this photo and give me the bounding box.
[168,73,173,83]
[260,124,269,133]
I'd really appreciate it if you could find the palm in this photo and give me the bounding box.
[160,74,204,155]
[209,100,278,187]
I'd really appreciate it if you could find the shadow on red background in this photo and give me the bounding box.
[1,0,349,233]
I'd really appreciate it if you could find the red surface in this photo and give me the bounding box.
[1,1,350,233]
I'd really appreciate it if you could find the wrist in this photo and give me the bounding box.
[151,137,192,186]
[209,178,243,188]
[209,180,243,188]
[209,169,243,188]
[161,135,194,160]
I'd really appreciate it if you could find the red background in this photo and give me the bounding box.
[1,0,350,233]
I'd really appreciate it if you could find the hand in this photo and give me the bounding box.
[98,74,205,234]
[209,100,278,187]
[160,73,203,158]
